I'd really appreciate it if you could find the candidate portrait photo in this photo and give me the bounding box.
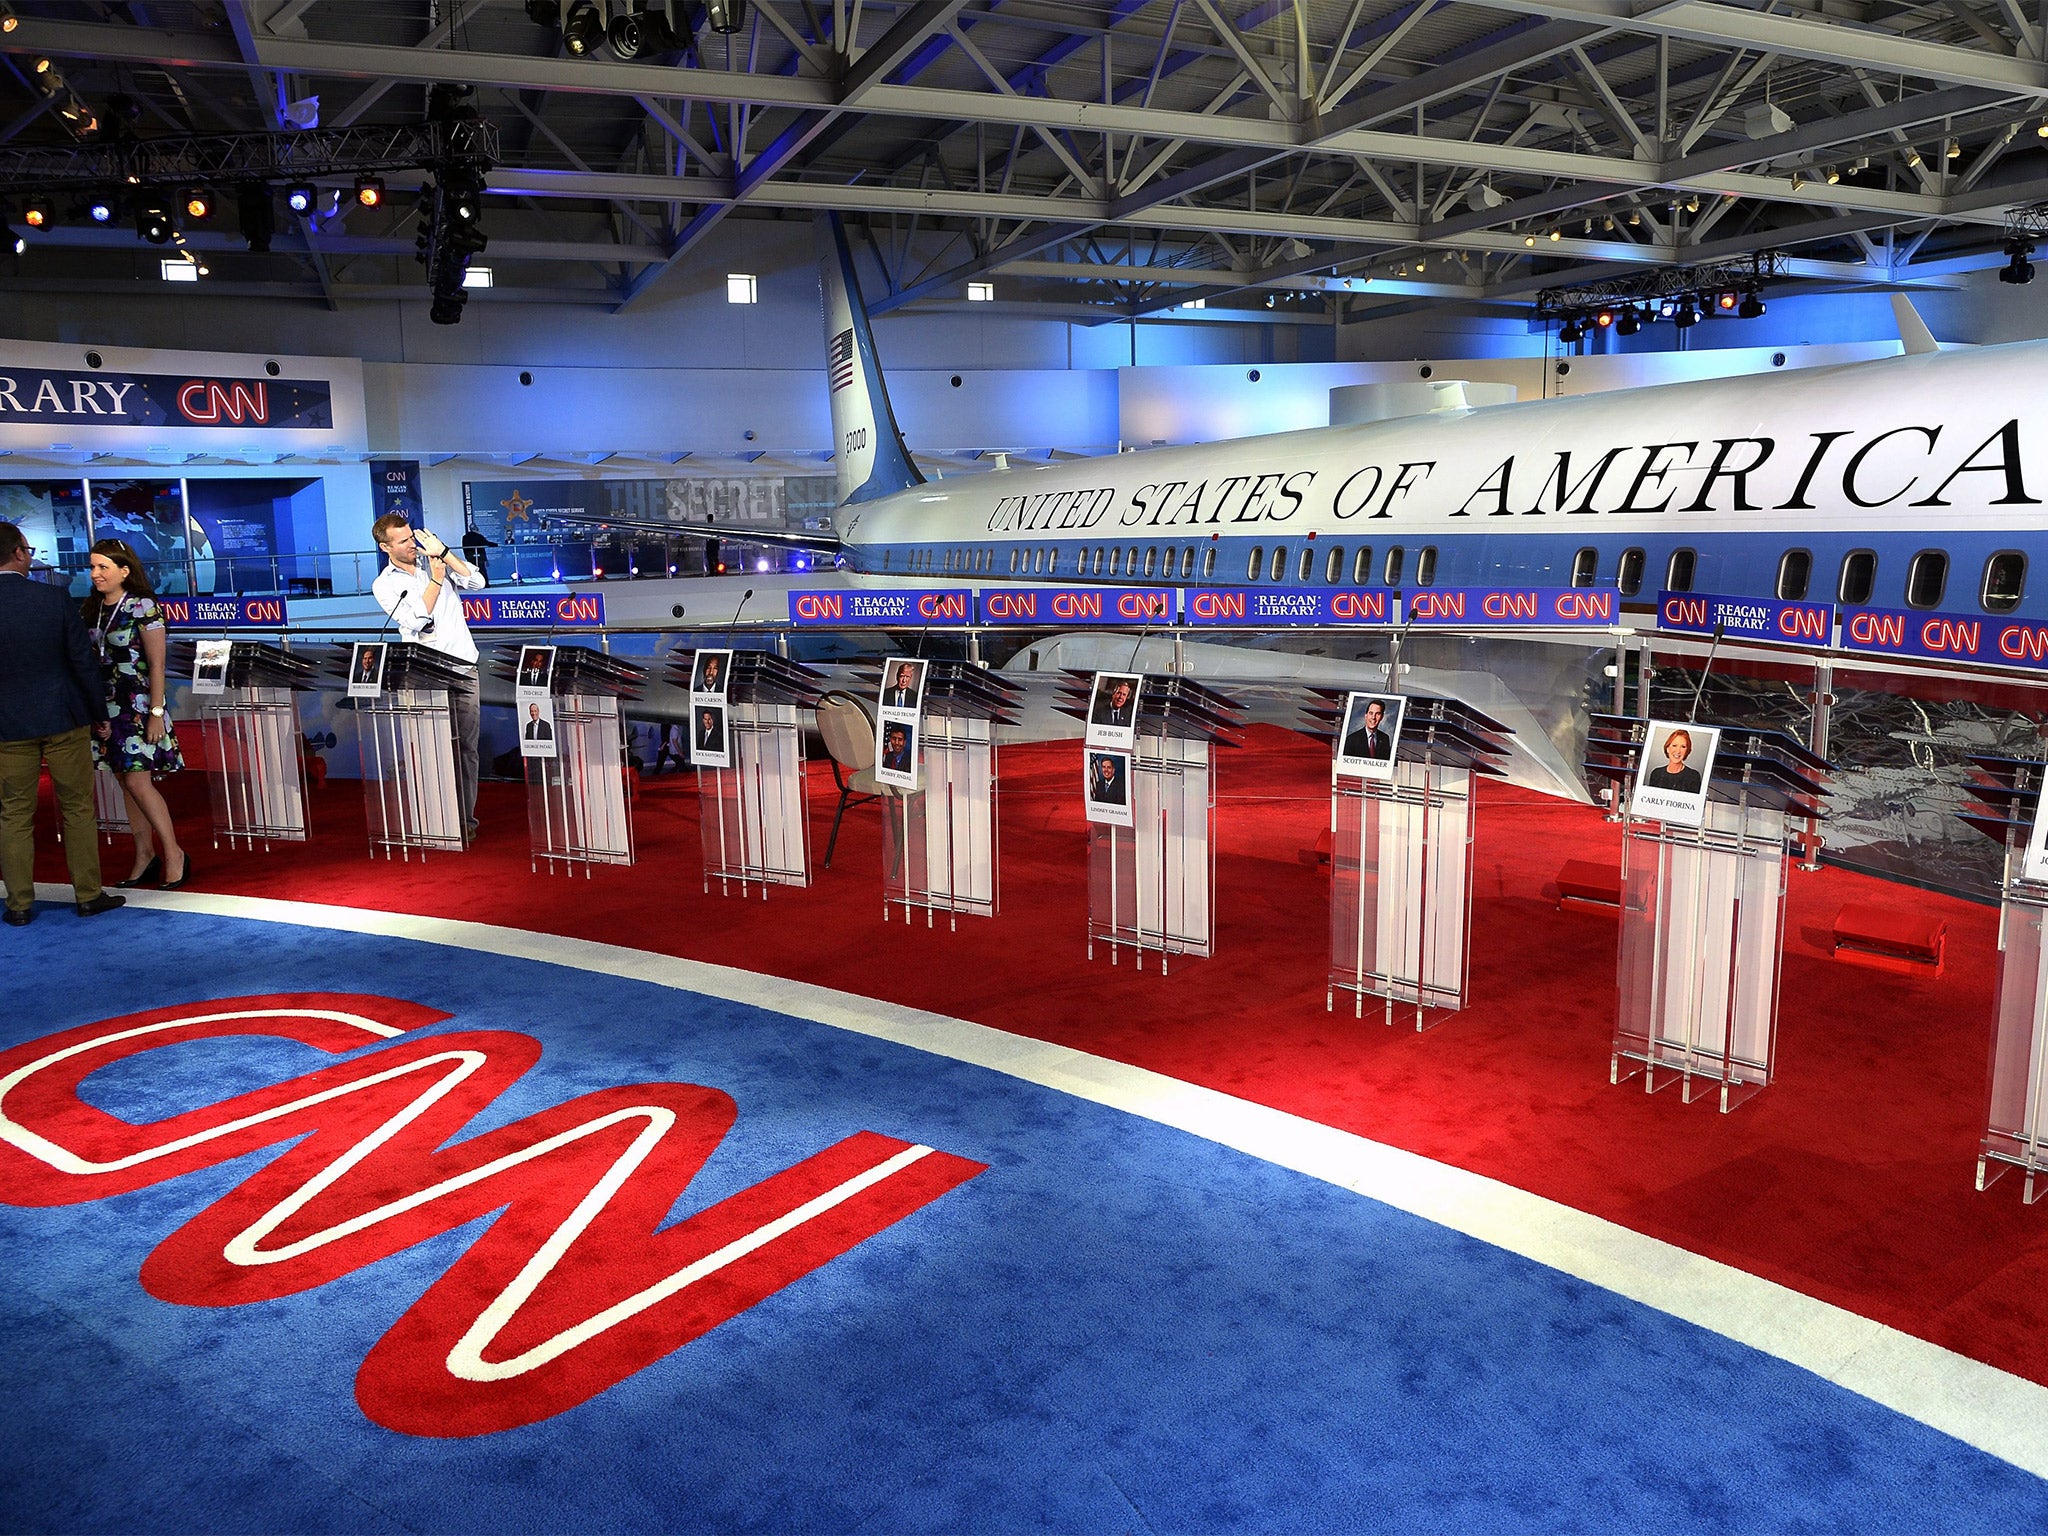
[878,657,927,713]
[1628,721,1721,827]
[517,645,553,692]
[1083,749,1134,826]
[692,648,732,697]
[1335,693,1404,780]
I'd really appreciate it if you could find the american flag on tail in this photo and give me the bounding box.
[829,328,857,393]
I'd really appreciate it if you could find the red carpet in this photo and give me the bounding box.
[38,726,2048,1389]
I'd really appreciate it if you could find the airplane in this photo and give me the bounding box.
[538,213,2048,802]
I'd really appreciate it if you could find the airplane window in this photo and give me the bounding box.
[1108,547,1122,576]
[1415,547,1437,586]
[1325,547,1343,584]
[1666,548,1696,592]
[1180,547,1195,579]
[1032,549,1043,575]
[1248,546,1263,580]
[1008,548,1020,575]
[1906,549,1948,609]
[1126,546,1140,576]
[883,550,893,572]
[1201,546,1216,579]
[1777,549,1812,601]
[1984,551,2027,613]
[1353,547,1372,584]
[1298,548,1314,582]
[1839,549,1876,605]
[1616,548,1644,595]
[1144,547,1159,578]
[1384,547,1404,586]
[1571,548,1597,587]
[1269,546,1287,582]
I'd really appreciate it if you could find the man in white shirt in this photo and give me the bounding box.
[370,513,487,837]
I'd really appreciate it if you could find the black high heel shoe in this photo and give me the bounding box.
[160,852,193,891]
[114,857,162,890]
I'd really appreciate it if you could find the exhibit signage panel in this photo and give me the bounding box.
[786,588,973,626]
[158,595,291,627]
[0,367,332,430]
[1405,586,1621,626]
[976,586,1173,625]
[461,593,608,627]
[1842,605,2048,670]
[1658,589,1834,647]
[1183,588,1396,626]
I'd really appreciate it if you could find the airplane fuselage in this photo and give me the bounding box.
[837,343,2047,621]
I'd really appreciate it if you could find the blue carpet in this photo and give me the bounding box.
[1,904,2043,1533]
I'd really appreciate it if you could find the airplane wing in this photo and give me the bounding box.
[536,509,843,555]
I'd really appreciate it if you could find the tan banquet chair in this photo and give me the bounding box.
[814,691,882,868]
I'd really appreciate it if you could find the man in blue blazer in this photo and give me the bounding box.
[0,522,124,925]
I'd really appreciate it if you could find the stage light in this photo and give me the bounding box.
[285,182,316,215]
[354,176,384,208]
[21,198,50,229]
[1547,227,1561,241]
[524,0,560,21]
[608,3,679,57]
[2000,239,2034,285]
[1738,291,1766,319]
[755,557,770,573]
[1615,308,1641,337]
[1948,138,1962,160]
[1657,298,1677,319]
[705,0,746,33]
[237,181,273,252]
[32,56,51,74]
[1,6,17,34]
[182,188,212,220]
[1522,234,1536,248]
[562,0,604,53]
[1594,308,1615,329]
[1673,297,1702,328]
[1557,318,1583,344]
[88,197,113,223]
[137,201,174,244]
[463,265,493,288]
[1716,290,1738,311]
[2039,119,2048,138]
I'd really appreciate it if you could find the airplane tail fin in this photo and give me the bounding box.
[1891,294,1942,356]
[817,213,924,507]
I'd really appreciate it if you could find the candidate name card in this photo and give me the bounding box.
[519,697,558,760]
[2023,779,2048,884]
[515,644,556,706]
[1333,692,1404,782]
[190,639,232,696]
[347,641,386,699]
[1084,748,1133,827]
[1628,720,1720,828]
[1084,671,1143,752]
[688,647,735,770]
[874,655,928,791]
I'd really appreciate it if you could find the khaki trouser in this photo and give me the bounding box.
[0,726,104,912]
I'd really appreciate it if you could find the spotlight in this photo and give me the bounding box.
[2039,119,2048,138]
[1547,227,1562,241]
[1657,298,1677,319]
[136,201,174,244]
[237,181,274,252]
[704,0,746,33]
[608,3,679,57]
[1738,291,1766,319]
[1716,290,1738,311]
[21,198,50,229]
[354,176,384,208]
[284,182,316,215]
[1614,308,1641,337]
[1947,138,1962,160]
[1826,166,1841,184]
[1557,318,1584,344]
[524,0,560,21]
[2000,239,2035,285]
[1523,234,1536,248]
[32,56,50,74]
[88,197,113,223]
[1,7,16,33]
[1673,297,1701,329]
[1594,308,1615,329]
[562,0,604,53]
[182,187,212,220]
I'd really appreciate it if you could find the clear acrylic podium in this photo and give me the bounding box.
[1588,717,1831,1112]
[1961,756,2048,1202]
[1314,695,1512,1026]
[509,646,646,877]
[1063,674,1242,973]
[179,640,322,850]
[674,649,825,897]
[336,642,472,860]
[876,662,1020,928]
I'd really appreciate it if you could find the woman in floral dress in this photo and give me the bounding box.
[84,538,190,889]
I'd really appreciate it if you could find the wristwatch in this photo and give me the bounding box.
[149,706,164,717]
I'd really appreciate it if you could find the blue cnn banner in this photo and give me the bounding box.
[460,592,607,627]
[1658,590,1834,648]
[976,587,1173,625]
[158,595,290,627]
[787,589,973,626]
[0,368,331,429]
[1842,606,2048,670]
[1406,587,1620,626]
[1183,588,1397,626]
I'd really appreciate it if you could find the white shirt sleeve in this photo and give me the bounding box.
[447,559,486,592]
[373,569,432,643]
